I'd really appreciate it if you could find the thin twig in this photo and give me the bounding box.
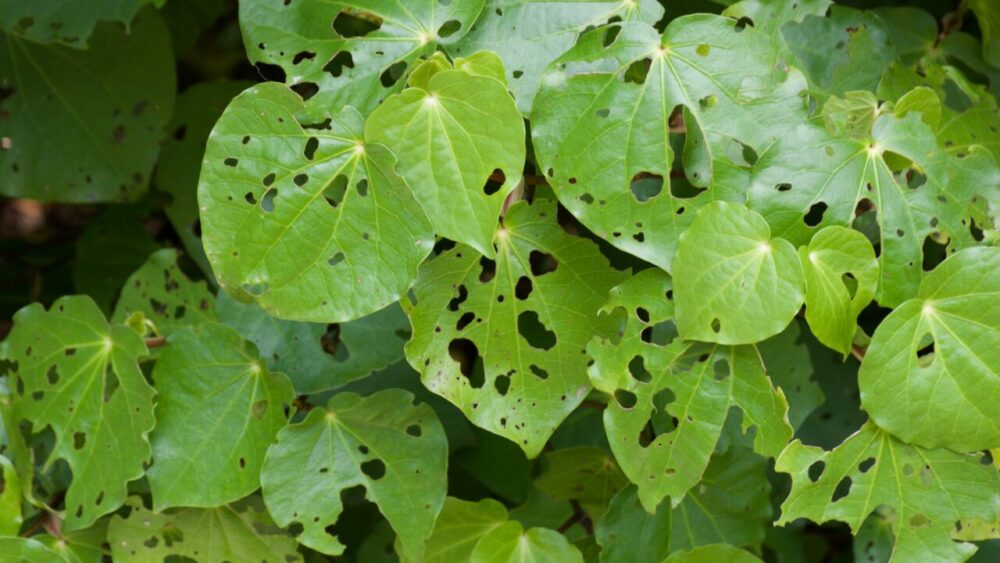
[557,500,593,535]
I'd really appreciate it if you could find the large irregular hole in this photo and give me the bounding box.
[614,389,637,409]
[438,20,462,38]
[484,169,504,195]
[529,365,548,380]
[804,202,828,227]
[478,257,496,283]
[380,61,408,88]
[494,373,511,395]
[254,62,286,82]
[808,460,826,482]
[922,233,949,271]
[514,276,533,300]
[323,175,349,208]
[630,172,663,203]
[322,324,350,362]
[528,251,558,276]
[628,355,651,383]
[447,284,468,312]
[261,189,277,213]
[831,476,852,502]
[360,459,386,480]
[332,10,382,38]
[448,338,485,388]
[517,311,556,351]
[325,51,355,78]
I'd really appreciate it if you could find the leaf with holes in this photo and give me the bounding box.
[799,227,878,355]
[0,8,175,202]
[776,422,1000,562]
[404,198,626,457]
[108,496,302,563]
[534,446,628,518]
[469,520,584,563]
[0,0,164,47]
[5,296,154,530]
[365,56,525,257]
[673,201,805,344]
[970,0,1000,67]
[260,389,447,559]
[238,0,483,115]
[757,321,824,430]
[147,322,294,510]
[858,247,1000,453]
[199,82,433,322]
[531,15,808,271]
[0,454,21,535]
[588,269,792,510]
[749,111,1000,307]
[595,446,771,562]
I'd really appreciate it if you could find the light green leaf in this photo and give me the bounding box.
[404,199,626,457]
[673,201,805,345]
[108,496,302,563]
[365,59,525,256]
[470,520,584,563]
[238,0,483,115]
[723,0,832,56]
[0,8,175,202]
[111,249,216,340]
[799,226,878,355]
[822,91,882,138]
[416,497,509,563]
[970,0,1000,67]
[0,0,163,47]
[757,320,824,430]
[147,322,294,510]
[534,446,627,518]
[531,15,807,270]
[447,0,663,113]
[595,446,771,562]
[216,292,409,394]
[776,422,1000,563]
[38,520,109,563]
[0,454,21,535]
[893,86,942,130]
[854,509,895,563]
[663,544,763,563]
[858,247,1000,452]
[938,96,1000,164]
[261,389,447,559]
[6,296,154,531]
[588,269,792,510]
[199,82,433,322]
[0,537,65,563]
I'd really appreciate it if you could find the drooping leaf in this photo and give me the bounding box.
[469,520,584,563]
[108,496,302,563]
[199,82,434,322]
[260,389,447,559]
[0,0,163,47]
[776,422,1000,563]
[216,292,409,394]
[588,269,792,510]
[534,446,628,517]
[673,201,805,345]
[595,446,771,562]
[238,0,484,115]
[147,322,294,510]
[757,320,824,430]
[0,8,175,202]
[365,57,525,256]
[858,247,1000,453]
[799,226,878,355]
[415,497,509,563]
[404,198,626,457]
[6,296,154,530]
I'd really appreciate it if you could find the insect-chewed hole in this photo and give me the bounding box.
[332,10,381,38]
[323,174,349,208]
[478,257,496,283]
[614,389,637,409]
[804,202,827,227]
[517,311,556,350]
[630,172,663,203]
[515,276,533,300]
[447,284,468,311]
[808,460,825,482]
[628,355,651,383]
[324,51,355,78]
[529,250,558,276]
[448,338,485,388]
[360,459,386,480]
[831,476,852,502]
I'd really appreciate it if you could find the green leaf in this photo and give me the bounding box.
[938,96,1000,164]
[0,8,175,202]
[749,111,1000,306]
[673,201,805,345]
[404,199,626,457]
[111,249,216,340]
[534,446,627,518]
[822,91,882,138]
[854,509,895,563]
[238,0,484,115]
[531,15,807,271]
[447,0,663,113]
[0,0,163,47]
[6,296,154,530]
[0,454,21,535]
[216,292,409,394]
[147,322,294,510]
[199,82,434,322]
[595,446,771,561]
[260,389,447,559]
[799,226,878,355]
[417,497,509,563]
[970,0,1000,67]
[108,496,302,563]
[663,544,763,563]
[0,537,65,563]
[858,247,1000,453]
[776,422,1000,563]
[365,59,525,256]
[588,269,792,510]
[757,320,824,430]
[37,519,109,563]
[469,521,584,563]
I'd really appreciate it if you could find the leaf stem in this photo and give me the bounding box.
[145,336,167,348]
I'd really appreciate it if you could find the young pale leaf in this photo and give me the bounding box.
[0,0,163,47]
[469,520,584,563]
[447,0,663,112]
[260,389,447,559]
[199,83,433,322]
[147,322,294,510]
[238,0,483,115]
[111,249,215,339]
[588,269,792,510]
[859,247,1000,453]
[776,422,1000,563]
[0,9,175,202]
[673,202,805,345]
[534,446,628,517]
[750,112,1000,306]
[799,227,878,355]
[365,58,525,257]
[664,544,764,563]
[216,293,409,394]
[404,199,626,457]
[595,446,771,562]
[531,15,807,270]
[414,497,509,563]
[108,497,302,563]
[6,296,154,530]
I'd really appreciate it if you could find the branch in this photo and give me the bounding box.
[557,500,593,535]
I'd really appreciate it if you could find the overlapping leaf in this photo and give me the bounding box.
[415,497,508,563]
[0,0,163,47]
[470,521,584,563]
[404,198,626,457]
[534,446,627,517]
[199,82,433,322]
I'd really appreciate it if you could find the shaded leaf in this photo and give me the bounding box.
[0,0,163,47]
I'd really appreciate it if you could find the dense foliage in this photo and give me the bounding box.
[2,0,1000,561]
